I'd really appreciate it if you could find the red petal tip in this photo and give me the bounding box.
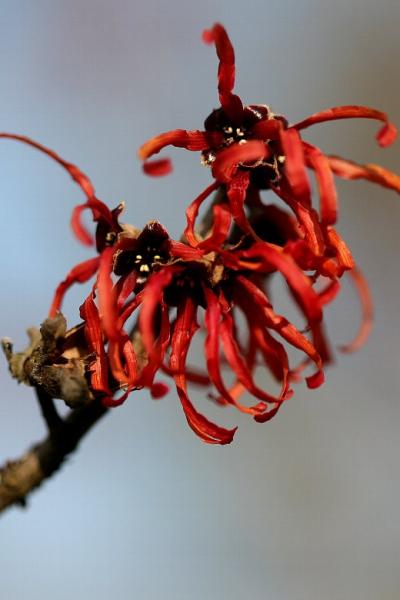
[377,122,398,147]
[306,370,325,389]
[150,382,169,399]
[102,392,129,408]
[143,158,173,177]
[202,29,213,44]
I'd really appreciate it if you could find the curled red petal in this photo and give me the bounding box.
[122,337,138,385]
[226,171,254,236]
[303,142,338,225]
[339,266,373,353]
[137,269,176,386]
[327,156,400,194]
[97,246,120,342]
[184,181,220,247]
[143,158,173,177]
[310,321,332,365]
[235,276,324,387]
[239,292,292,388]
[253,404,282,423]
[198,204,232,251]
[115,271,137,311]
[0,132,113,246]
[108,339,129,385]
[318,279,341,307]
[138,129,223,161]
[169,240,204,260]
[235,290,296,407]
[277,321,332,387]
[119,290,144,325]
[72,198,117,247]
[203,287,265,414]
[107,329,138,391]
[49,256,100,317]
[140,302,171,388]
[212,141,270,183]
[80,291,111,394]
[219,297,287,404]
[202,23,235,94]
[203,287,240,405]
[305,370,325,389]
[251,325,289,384]
[293,105,397,148]
[102,390,130,408]
[207,316,258,409]
[273,181,325,256]
[202,23,243,121]
[170,297,237,445]
[280,128,312,208]
[233,243,323,323]
[71,204,95,246]
[0,132,96,195]
[326,227,355,273]
[139,267,179,357]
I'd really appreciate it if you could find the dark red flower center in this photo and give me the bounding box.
[113,221,171,284]
[201,105,287,188]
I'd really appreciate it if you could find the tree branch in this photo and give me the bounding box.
[0,398,107,514]
[36,387,63,431]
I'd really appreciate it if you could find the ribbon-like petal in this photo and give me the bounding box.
[327,156,400,194]
[139,129,223,161]
[303,141,338,225]
[202,23,244,122]
[293,105,397,148]
[49,256,100,317]
[170,297,237,444]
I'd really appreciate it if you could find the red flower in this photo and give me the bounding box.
[73,209,346,444]
[138,23,399,252]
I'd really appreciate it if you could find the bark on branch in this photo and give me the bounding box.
[0,395,107,514]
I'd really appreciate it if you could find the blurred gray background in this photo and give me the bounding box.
[0,1,399,598]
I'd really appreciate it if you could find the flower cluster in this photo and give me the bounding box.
[2,23,399,444]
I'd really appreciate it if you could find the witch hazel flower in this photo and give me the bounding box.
[139,23,399,260]
[85,211,332,444]
[90,194,377,443]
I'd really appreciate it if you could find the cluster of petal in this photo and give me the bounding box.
[0,129,320,442]
[138,24,399,280]
[0,128,340,442]
[57,214,334,444]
